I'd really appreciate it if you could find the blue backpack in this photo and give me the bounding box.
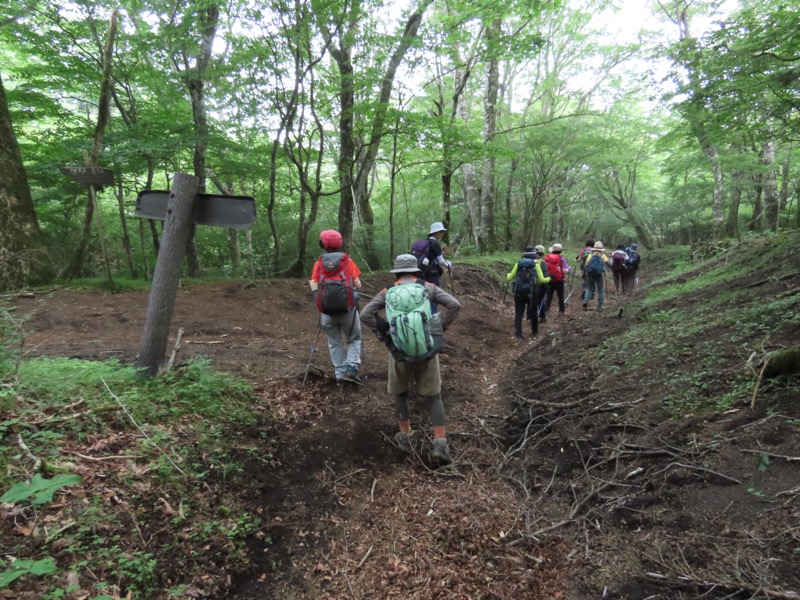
[585,253,605,276]
[513,258,536,297]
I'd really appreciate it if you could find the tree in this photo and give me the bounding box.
[314,0,433,265]
[0,72,53,290]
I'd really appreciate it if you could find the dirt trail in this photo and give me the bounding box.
[16,266,584,597]
[17,258,799,599]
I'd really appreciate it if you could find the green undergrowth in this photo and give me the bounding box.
[597,232,800,415]
[0,352,268,598]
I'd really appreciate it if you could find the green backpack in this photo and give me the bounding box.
[384,280,444,363]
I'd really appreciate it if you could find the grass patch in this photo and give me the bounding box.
[0,356,267,597]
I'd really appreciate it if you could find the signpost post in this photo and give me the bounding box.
[61,167,115,285]
[134,176,257,377]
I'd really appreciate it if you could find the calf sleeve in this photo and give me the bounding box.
[394,391,410,422]
[423,394,446,427]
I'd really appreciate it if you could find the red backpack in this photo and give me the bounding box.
[316,253,356,315]
[544,254,564,281]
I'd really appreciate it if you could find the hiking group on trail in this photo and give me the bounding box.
[308,224,641,466]
[507,238,643,335]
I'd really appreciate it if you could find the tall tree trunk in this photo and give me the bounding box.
[778,145,792,232]
[750,173,763,232]
[322,1,432,250]
[504,157,518,250]
[726,169,743,238]
[116,172,137,278]
[479,17,501,252]
[182,3,219,277]
[61,10,118,281]
[0,74,53,290]
[457,90,481,250]
[761,140,778,231]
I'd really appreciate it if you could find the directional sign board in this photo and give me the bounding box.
[60,167,115,186]
[136,190,257,229]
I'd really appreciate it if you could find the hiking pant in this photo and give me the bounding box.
[514,292,538,337]
[583,272,604,308]
[536,284,548,320]
[424,272,442,314]
[321,309,362,379]
[394,391,445,428]
[545,279,566,314]
[387,355,441,396]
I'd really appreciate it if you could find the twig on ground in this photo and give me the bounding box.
[16,433,45,473]
[166,327,184,372]
[741,449,800,462]
[101,377,186,476]
[650,461,741,485]
[355,545,373,571]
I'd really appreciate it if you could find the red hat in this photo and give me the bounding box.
[320,229,343,250]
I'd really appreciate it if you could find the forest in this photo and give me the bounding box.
[1,0,798,292]
[2,1,800,598]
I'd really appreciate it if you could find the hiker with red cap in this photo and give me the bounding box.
[360,254,462,465]
[541,243,571,320]
[309,230,364,384]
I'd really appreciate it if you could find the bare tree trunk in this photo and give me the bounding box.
[116,173,137,278]
[504,157,518,249]
[761,140,778,231]
[778,145,792,232]
[479,17,501,252]
[0,73,53,291]
[182,3,219,277]
[136,172,198,377]
[62,10,118,281]
[750,172,764,232]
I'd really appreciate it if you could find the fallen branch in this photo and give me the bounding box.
[740,449,800,462]
[650,461,741,485]
[17,433,45,473]
[101,377,186,476]
[165,327,185,372]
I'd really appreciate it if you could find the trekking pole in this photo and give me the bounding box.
[564,279,582,305]
[495,282,509,326]
[447,266,457,294]
[302,320,323,388]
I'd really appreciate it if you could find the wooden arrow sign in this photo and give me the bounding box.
[136,190,257,229]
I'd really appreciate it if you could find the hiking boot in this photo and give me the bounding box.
[514,333,523,342]
[394,431,412,452]
[342,367,362,385]
[597,306,604,312]
[582,302,588,310]
[431,438,453,465]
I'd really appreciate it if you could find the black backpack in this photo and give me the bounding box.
[513,258,536,297]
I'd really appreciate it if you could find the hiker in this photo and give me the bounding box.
[610,244,630,294]
[582,241,609,311]
[543,243,571,319]
[626,243,641,289]
[309,230,363,384]
[410,222,452,314]
[577,239,595,295]
[506,246,551,340]
[360,254,462,465]
[534,245,549,322]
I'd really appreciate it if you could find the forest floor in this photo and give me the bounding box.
[4,235,800,599]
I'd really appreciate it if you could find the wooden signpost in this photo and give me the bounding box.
[134,174,257,377]
[61,166,115,284]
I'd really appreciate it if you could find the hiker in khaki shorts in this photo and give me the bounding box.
[360,254,461,465]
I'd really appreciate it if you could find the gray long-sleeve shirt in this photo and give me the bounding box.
[360,277,462,332]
